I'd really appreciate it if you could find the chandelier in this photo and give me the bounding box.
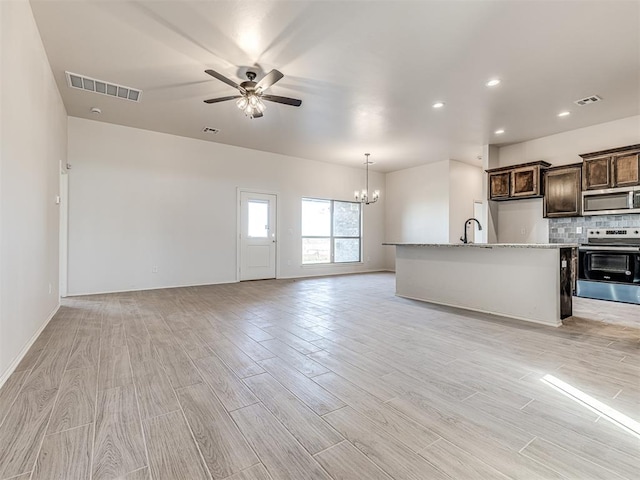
[354,153,380,205]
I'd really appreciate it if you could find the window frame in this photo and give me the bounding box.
[301,197,362,265]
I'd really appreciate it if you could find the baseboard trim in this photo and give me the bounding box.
[277,269,389,280]
[66,279,239,297]
[396,293,562,328]
[0,303,60,389]
[66,270,395,296]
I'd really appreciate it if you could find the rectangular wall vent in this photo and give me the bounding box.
[574,95,602,106]
[202,127,220,134]
[65,71,142,102]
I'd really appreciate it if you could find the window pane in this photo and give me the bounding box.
[302,198,331,236]
[302,238,331,264]
[333,201,360,237]
[334,238,360,263]
[248,200,268,238]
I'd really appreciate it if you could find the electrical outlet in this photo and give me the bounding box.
[48,283,52,294]
[152,266,159,273]
[576,226,583,234]
[520,227,526,235]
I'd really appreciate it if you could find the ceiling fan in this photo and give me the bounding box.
[204,69,302,119]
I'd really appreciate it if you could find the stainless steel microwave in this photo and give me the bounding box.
[582,186,640,215]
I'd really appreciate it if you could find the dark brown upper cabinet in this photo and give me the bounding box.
[486,161,551,201]
[488,171,510,199]
[613,152,640,187]
[543,163,582,218]
[581,144,640,190]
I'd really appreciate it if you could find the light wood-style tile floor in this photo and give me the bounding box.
[0,272,638,479]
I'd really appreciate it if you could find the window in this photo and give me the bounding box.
[247,200,269,238]
[302,198,361,264]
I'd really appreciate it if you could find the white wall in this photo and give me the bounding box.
[384,160,450,245]
[67,118,386,295]
[497,115,640,243]
[449,160,484,243]
[383,159,483,269]
[0,0,67,383]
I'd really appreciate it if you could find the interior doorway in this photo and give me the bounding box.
[238,191,277,281]
[473,200,486,243]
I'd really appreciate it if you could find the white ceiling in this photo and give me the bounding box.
[30,0,640,172]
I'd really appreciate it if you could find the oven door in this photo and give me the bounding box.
[579,246,640,284]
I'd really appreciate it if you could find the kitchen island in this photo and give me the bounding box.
[384,243,577,327]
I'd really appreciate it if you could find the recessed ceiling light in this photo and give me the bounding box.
[486,79,501,87]
[558,111,571,117]
[494,129,505,135]
[432,102,445,109]
[90,107,101,115]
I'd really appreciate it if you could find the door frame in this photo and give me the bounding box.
[59,165,69,297]
[473,199,485,244]
[236,188,280,282]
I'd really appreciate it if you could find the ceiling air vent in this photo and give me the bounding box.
[65,71,142,102]
[202,127,220,134]
[574,95,602,106]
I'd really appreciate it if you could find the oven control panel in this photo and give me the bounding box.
[587,228,640,240]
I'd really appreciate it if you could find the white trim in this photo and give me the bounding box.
[301,261,364,268]
[65,270,392,296]
[395,293,563,328]
[0,303,60,389]
[237,187,280,281]
[277,268,388,280]
[65,279,238,297]
[59,170,69,297]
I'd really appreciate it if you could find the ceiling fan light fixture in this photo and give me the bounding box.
[236,97,248,109]
[237,93,266,117]
[204,68,301,119]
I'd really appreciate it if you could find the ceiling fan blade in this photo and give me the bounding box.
[256,69,284,92]
[261,94,302,107]
[204,69,246,94]
[203,95,242,104]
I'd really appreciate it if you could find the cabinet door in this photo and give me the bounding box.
[582,157,611,190]
[543,166,581,218]
[612,153,640,187]
[510,165,540,197]
[489,172,510,199]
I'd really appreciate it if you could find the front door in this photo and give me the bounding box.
[239,191,277,281]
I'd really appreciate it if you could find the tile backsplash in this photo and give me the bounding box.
[549,214,640,243]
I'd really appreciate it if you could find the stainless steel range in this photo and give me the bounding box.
[577,228,640,304]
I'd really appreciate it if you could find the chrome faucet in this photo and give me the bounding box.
[460,218,482,244]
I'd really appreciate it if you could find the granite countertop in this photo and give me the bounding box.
[383,243,579,249]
